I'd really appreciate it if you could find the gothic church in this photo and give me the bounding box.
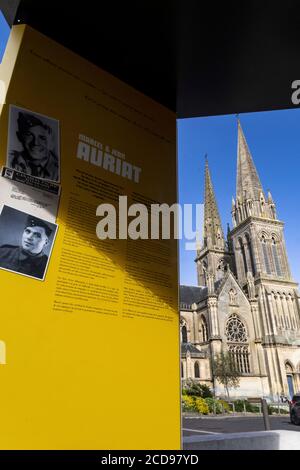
[180,121,300,400]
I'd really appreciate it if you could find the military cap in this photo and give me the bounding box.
[25,215,53,237]
[17,112,51,136]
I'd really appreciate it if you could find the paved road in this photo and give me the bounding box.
[183,415,300,435]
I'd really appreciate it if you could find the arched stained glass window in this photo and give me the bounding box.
[228,345,250,374]
[181,325,188,343]
[272,237,282,277]
[245,233,255,275]
[201,316,208,342]
[226,314,247,342]
[261,236,271,274]
[226,314,250,374]
[239,238,248,275]
[194,362,200,378]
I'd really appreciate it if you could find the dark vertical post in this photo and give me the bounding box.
[261,399,271,430]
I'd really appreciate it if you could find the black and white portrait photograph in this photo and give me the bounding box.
[0,205,58,280]
[7,105,60,182]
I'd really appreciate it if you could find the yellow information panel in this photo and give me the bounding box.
[0,25,180,449]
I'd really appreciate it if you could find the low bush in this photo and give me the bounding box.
[250,404,260,413]
[268,406,276,415]
[232,399,246,412]
[218,399,231,412]
[197,384,213,398]
[194,397,209,415]
[204,397,222,414]
[182,395,267,415]
[267,406,289,415]
[182,380,213,398]
[233,400,259,413]
[182,395,196,412]
[279,408,289,415]
[182,395,210,414]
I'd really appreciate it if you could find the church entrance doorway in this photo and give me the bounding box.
[286,362,295,398]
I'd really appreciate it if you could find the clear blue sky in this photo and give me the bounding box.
[178,110,300,286]
[0,14,299,288]
[0,11,9,62]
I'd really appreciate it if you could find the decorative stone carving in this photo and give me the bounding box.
[247,271,256,299]
[229,288,237,304]
[206,270,215,295]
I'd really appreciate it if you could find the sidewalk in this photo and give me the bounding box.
[183,430,300,450]
[183,412,289,419]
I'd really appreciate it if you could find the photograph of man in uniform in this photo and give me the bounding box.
[0,206,57,280]
[7,105,60,182]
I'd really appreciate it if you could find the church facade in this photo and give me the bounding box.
[180,121,300,400]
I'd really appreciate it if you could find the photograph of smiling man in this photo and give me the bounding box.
[7,105,60,182]
[0,205,57,280]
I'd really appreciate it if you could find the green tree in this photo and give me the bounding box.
[212,352,240,399]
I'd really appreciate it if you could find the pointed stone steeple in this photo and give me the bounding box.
[203,158,225,250]
[232,120,278,224]
[196,158,234,287]
[236,120,264,202]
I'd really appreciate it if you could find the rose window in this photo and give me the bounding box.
[226,314,247,342]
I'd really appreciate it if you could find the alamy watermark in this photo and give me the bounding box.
[96,196,204,251]
[291,80,300,105]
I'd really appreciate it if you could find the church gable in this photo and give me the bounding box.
[216,271,249,306]
[216,272,256,343]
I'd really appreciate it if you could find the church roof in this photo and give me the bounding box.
[180,281,224,308]
[181,343,206,358]
[179,285,207,307]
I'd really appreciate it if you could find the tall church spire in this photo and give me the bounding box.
[236,119,264,201]
[232,120,277,226]
[203,158,225,249]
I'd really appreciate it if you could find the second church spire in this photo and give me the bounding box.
[203,158,225,250]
